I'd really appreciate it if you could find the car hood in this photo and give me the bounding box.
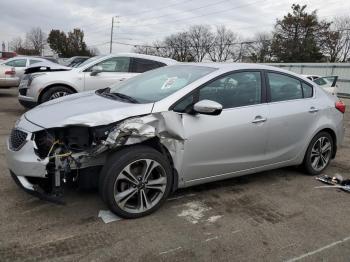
[24,91,154,128]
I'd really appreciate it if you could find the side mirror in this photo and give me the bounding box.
[193,100,223,115]
[90,65,103,76]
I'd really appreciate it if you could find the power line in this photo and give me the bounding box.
[121,0,268,28]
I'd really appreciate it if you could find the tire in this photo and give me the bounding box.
[303,131,334,175]
[99,145,173,218]
[40,86,74,104]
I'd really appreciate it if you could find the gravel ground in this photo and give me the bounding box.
[0,88,349,262]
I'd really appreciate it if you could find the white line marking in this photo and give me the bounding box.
[205,236,219,242]
[285,236,350,262]
[232,230,242,234]
[159,246,182,255]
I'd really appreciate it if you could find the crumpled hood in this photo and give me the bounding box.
[24,91,154,128]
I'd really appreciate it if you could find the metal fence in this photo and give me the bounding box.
[265,63,350,97]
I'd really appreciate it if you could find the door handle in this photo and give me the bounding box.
[119,78,126,81]
[309,107,319,113]
[252,116,267,124]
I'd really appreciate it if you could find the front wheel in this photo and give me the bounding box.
[303,132,334,175]
[99,146,173,218]
[40,86,74,104]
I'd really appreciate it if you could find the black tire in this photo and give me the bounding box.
[40,86,74,104]
[99,145,173,219]
[303,131,334,176]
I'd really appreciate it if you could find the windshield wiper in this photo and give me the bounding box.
[103,92,139,103]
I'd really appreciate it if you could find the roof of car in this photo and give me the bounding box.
[105,53,178,65]
[181,62,301,73]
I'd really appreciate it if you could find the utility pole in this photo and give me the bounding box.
[110,16,119,54]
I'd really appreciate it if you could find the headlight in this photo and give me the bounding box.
[28,73,46,86]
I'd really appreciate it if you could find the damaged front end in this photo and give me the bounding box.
[7,112,186,204]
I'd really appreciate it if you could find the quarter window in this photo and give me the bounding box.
[267,73,303,102]
[302,82,313,98]
[131,58,165,73]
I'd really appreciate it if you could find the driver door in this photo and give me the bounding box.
[174,71,270,183]
[83,57,137,91]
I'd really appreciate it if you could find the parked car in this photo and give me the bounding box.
[0,51,17,61]
[6,63,345,218]
[0,65,19,88]
[0,56,58,81]
[303,75,338,96]
[40,57,59,64]
[63,56,90,67]
[18,53,177,108]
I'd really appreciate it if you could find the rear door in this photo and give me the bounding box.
[83,57,133,91]
[264,71,318,163]
[173,70,270,182]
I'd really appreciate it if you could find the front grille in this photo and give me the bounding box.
[19,88,27,96]
[9,129,28,151]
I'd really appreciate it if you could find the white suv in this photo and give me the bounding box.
[18,53,177,108]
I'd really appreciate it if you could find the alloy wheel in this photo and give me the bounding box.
[49,91,70,100]
[310,136,332,172]
[113,159,167,214]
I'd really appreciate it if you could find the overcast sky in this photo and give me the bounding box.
[0,0,349,55]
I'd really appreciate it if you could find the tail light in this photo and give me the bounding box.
[335,101,346,113]
[5,68,15,76]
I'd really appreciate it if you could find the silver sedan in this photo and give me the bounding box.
[6,63,346,218]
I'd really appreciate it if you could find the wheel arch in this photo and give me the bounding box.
[318,127,337,158]
[38,84,78,103]
[304,127,338,161]
[113,137,179,192]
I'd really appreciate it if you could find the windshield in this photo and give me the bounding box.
[106,65,216,103]
[76,55,103,68]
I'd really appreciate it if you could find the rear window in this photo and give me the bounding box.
[131,58,165,73]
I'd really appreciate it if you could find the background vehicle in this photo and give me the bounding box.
[303,74,338,96]
[0,51,17,61]
[0,65,19,88]
[62,56,90,67]
[6,63,345,218]
[18,53,177,108]
[0,56,59,81]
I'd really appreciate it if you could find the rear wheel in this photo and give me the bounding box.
[303,132,333,175]
[40,86,74,104]
[99,146,173,218]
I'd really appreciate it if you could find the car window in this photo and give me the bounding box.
[302,82,313,98]
[89,57,130,72]
[131,58,165,73]
[199,71,262,109]
[29,59,42,65]
[173,71,262,111]
[5,59,27,67]
[268,73,303,102]
[313,77,328,86]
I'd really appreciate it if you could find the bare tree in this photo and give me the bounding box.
[321,17,350,62]
[164,32,194,61]
[336,17,350,62]
[208,25,238,62]
[26,27,46,55]
[188,25,214,62]
[10,37,23,52]
[244,32,272,62]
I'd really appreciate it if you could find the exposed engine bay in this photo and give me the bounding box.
[27,112,186,203]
